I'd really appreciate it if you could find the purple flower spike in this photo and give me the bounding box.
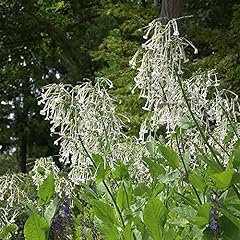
[209,218,218,231]
[209,208,218,217]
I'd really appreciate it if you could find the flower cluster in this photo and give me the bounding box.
[51,198,74,240]
[31,157,74,197]
[38,78,127,184]
[0,174,28,230]
[131,18,240,163]
[209,190,220,233]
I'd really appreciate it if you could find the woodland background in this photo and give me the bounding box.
[0,0,240,174]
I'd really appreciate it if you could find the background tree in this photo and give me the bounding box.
[0,0,240,173]
[160,0,184,22]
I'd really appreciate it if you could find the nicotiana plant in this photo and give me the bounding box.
[1,18,240,240]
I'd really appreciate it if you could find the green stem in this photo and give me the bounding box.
[177,76,240,199]
[219,99,240,140]
[78,136,125,228]
[176,134,202,205]
[177,76,224,170]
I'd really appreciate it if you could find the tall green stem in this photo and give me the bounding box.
[176,134,202,205]
[177,76,224,170]
[177,76,240,199]
[78,136,125,228]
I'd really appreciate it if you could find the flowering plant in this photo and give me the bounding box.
[1,18,240,240]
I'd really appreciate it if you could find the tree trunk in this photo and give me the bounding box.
[160,0,184,24]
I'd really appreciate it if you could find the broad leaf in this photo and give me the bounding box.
[143,196,165,240]
[44,197,60,225]
[195,203,211,226]
[112,160,129,181]
[24,214,49,240]
[158,144,179,169]
[100,224,120,240]
[38,171,55,206]
[142,157,165,177]
[146,136,157,156]
[123,222,132,240]
[91,199,120,226]
[211,168,234,190]
[189,173,206,192]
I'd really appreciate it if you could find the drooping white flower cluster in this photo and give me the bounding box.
[38,78,127,183]
[31,157,74,196]
[31,157,59,188]
[131,18,240,162]
[0,174,27,230]
[130,18,197,112]
[109,138,150,181]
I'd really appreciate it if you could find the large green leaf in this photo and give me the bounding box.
[158,144,179,169]
[91,199,120,226]
[0,224,18,239]
[220,207,240,229]
[24,214,49,240]
[143,196,165,240]
[123,222,132,240]
[38,171,55,205]
[189,173,206,193]
[116,183,132,211]
[142,157,165,177]
[44,197,60,225]
[100,224,120,240]
[211,168,234,190]
[112,160,129,181]
[92,153,104,167]
[194,203,211,226]
[146,136,157,156]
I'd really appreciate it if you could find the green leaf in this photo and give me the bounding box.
[195,146,223,173]
[38,171,55,205]
[44,197,60,225]
[158,144,179,169]
[195,203,211,226]
[96,164,110,184]
[37,166,45,175]
[24,214,49,240]
[189,173,206,192]
[143,196,165,240]
[134,183,151,197]
[142,157,165,177]
[221,216,240,239]
[211,168,234,190]
[232,140,240,168]
[146,136,157,156]
[0,224,18,239]
[112,160,129,181]
[178,117,194,130]
[92,153,104,167]
[92,153,111,183]
[116,184,125,210]
[172,206,197,221]
[91,199,120,226]
[100,224,120,240]
[220,207,240,229]
[123,222,132,240]
[79,184,97,201]
[152,183,164,197]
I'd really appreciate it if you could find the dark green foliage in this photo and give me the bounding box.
[185,1,240,94]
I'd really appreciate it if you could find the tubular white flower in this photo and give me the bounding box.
[132,18,240,163]
[38,78,128,184]
[0,174,28,230]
